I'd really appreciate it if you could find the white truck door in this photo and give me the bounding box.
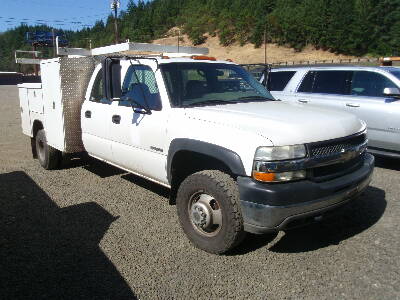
[81,66,113,162]
[108,64,168,184]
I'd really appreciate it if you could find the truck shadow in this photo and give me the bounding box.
[0,171,137,299]
[231,186,386,255]
[62,154,127,178]
[61,155,169,198]
[121,173,170,199]
[373,155,400,171]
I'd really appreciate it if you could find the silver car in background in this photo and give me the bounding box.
[262,66,400,158]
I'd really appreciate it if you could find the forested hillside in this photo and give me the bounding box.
[1,0,399,71]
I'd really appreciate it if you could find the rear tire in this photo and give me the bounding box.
[35,129,61,170]
[176,170,246,254]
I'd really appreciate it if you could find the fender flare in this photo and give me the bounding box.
[167,138,246,183]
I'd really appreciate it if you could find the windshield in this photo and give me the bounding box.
[390,70,400,81]
[160,62,274,107]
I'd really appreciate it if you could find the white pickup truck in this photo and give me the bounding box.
[18,44,374,254]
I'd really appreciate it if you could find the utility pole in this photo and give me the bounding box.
[111,0,120,44]
[264,24,267,65]
[177,29,180,53]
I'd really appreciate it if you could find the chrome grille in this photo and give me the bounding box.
[307,132,367,182]
[308,133,367,158]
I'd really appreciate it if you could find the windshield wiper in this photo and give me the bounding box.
[237,96,274,101]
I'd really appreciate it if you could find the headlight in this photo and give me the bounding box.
[254,145,306,161]
[253,145,307,183]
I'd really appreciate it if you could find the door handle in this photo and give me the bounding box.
[346,103,360,108]
[112,115,121,124]
[85,110,91,118]
[297,99,309,103]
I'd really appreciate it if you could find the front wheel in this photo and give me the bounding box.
[35,129,61,170]
[176,170,246,254]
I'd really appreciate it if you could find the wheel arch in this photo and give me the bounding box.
[167,139,246,192]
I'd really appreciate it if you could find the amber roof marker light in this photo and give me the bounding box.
[191,55,216,61]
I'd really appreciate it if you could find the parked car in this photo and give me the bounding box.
[261,66,400,158]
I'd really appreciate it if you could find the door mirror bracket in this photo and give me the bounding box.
[133,107,152,115]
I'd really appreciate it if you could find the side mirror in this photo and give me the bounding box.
[102,58,122,100]
[383,87,400,98]
[121,89,152,115]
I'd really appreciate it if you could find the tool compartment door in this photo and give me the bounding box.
[41,59,66,151]
[27,88,43,114]
[18,85,31,136]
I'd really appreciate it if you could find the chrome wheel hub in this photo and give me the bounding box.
[189,192,222,237]
[191,202,211,229]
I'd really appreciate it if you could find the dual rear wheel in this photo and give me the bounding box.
[35,129,61,170]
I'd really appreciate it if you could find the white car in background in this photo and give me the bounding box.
[262,66,400,158]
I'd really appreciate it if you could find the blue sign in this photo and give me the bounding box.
[26,31,69,47]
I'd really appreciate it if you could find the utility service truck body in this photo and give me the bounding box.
[18,43,374,254]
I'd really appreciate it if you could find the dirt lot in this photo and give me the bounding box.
[0,85,399,299]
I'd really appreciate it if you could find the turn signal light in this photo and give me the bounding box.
[252,170,306,183]
[253,172,276,182]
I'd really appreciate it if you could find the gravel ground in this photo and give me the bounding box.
[0,85,399,300]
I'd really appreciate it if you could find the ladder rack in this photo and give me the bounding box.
[15,50,42,65]
[15,38,209,65]
[56,37,209,57]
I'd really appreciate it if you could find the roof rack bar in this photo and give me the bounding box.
[56,47,91,56]
[55,38,209,57]
[91,42,208,56]
[15,50,41,55]
[15,50,42,65]
[15,58,41,65]
[56,36,91,56]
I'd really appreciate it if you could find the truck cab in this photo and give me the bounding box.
[18,43,374,254]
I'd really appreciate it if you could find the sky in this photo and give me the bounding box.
[0,0,129,32]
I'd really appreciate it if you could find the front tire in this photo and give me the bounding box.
[176,170,246,254]
[35,129,61,170]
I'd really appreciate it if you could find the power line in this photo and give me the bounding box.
[0,21,97,30]
[0,14,109,24]
[10,0,99,11]
[0,13,110,31]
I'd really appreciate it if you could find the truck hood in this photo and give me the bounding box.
[184,101,365,146]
